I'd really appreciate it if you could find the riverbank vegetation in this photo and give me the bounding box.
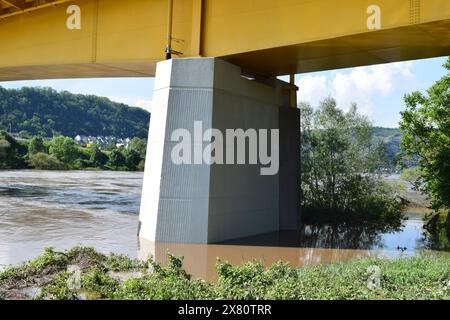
[399,57,450,249]
[0,247,448,300]
[0,131,147,171]
[300,98,405,229]
[424,210,450,251]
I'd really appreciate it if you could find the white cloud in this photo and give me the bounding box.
[296,75,329,107]
[297,61,417,116]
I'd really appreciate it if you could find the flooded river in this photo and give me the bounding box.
[0,170,447,281]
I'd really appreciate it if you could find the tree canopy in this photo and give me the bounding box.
[300,98,402,225]
[0,86,150,138]
[400,58,450,211]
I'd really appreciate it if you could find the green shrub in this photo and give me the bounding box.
[36,272,77,300]
[28,247,69,273]
[105,254,147,272]
[27,152,65,170]
[81,268,119,299]
[0,265,27,285]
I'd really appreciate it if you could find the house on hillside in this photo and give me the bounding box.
[74,135,88,145]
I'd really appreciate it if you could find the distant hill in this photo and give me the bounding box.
[0,86,150,139]
[372,127,403,170]
[372,127,401,139]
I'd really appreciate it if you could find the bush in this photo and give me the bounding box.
[28,136,47,154]
[0,131,27,169]
[124,149,141,171]
[90,147,108,168]
[28,247,69,273]
[113,255,212,300]
[106,254,147,272]
[81,268,119,299]
[36,272,77,300]
[108,149,126,169]
[27,152,65,170]
[137,159,146,171]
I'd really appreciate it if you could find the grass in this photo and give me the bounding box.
[0,247,449,300]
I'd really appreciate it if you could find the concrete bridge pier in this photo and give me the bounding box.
[138,57,300,244]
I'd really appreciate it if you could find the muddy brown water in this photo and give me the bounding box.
[0,170,447,281]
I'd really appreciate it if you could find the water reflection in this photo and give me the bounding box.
[223,225,387,250]
[300,224,386,249]
[224,213,426,253]
[137,238,380,282]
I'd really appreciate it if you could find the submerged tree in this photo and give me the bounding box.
[300,98,402,225]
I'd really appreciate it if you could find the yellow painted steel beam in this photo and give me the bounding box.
[203,0,450,75]
[190,0,203,57]
[0,0,449,81]
[2,0,26,10]
[0,0,74,19]
[0,0,194,79]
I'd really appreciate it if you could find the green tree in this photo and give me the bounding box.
[19,130,32,139]
[400,58,450,210]
[108,149,126,169]
[0,86,150,138]
[137,159,146,171]
[124,148,141,171]
[49,136,79,165]
[90,146,108,168]
[400,57,450,235]
[0,131,27,169]
[28,136,47,155]
[300,98,401,223]
[27,152,65,170]
[128,137,147,158]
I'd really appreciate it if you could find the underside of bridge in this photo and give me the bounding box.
[1,0,449,243]
[1,0,449,80]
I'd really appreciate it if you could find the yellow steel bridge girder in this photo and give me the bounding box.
[0,0,449,81]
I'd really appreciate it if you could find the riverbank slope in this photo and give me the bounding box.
[1,247,448,300]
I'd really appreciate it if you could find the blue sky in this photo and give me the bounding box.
[0,56,447,128]
[293,56,448,127]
